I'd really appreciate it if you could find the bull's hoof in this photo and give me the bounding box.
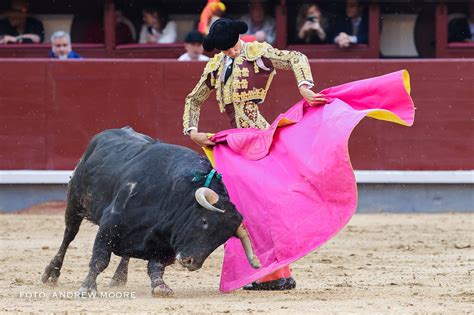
[41,265,60,285]
[78,286,97,296]
[151,284,174,297]
[109,276,127,287]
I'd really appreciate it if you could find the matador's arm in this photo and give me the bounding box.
[261,43,314,87]
[182,71,214,135]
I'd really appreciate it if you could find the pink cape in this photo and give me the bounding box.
[208,70,415,293]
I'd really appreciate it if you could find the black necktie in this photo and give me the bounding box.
[224,58,234,84]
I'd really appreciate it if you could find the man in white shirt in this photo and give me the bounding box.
[178,30,210,61]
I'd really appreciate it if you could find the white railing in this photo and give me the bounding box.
[0,170,472,184]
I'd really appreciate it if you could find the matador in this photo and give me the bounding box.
[182,18,327,290]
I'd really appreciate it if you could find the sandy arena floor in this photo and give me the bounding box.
[0,213,472,314]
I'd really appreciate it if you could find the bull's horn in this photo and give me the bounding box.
[195,187,225,213]
[236,224,261,269]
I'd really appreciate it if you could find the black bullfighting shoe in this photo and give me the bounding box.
[243,277,296,291]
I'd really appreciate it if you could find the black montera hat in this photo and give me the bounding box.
[203,18,248,52]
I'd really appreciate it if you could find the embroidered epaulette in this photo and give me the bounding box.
[245,41,270,61]
[204,52,224,74]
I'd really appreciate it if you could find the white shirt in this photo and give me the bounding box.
[178,53,210,61]
[139,21,177,44]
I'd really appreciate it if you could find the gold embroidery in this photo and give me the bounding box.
[233,67,241,77]
[210,72,216,86]
[262,46,313,84]
[183,42,313,135]
[232,87,270,104]
[241,79,248,89]
[232,91,241,102]
[232,79,241,89]
[233,101,270,129]
[215,57,226,112]
[244,41,267,61]
[253,61,259,73]
[182,74,212,134]
[222,69,234,108]
[234,55,244,66]
[204,53,223,73]
[263,70,275,100]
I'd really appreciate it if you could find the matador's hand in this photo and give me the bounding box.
[299,86,328,106]
[189,130,216,147]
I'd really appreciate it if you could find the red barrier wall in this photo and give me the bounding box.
[0,58,473,170]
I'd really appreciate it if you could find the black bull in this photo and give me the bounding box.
[42,127,259,296]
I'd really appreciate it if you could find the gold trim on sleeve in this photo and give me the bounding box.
[182,72,213,134]
[262,44,314,85]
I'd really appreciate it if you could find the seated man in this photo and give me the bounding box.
[240,0,276,44]
[448,2,474,43]
[178,30,210,61]
[48,31,81,59]
[0,0,44,44]
[333,0,368,48]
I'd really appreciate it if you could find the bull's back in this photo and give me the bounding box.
[69,127,205,223]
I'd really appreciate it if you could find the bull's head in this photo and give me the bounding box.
[173,183,260,271]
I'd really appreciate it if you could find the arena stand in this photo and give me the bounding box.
[0,0,473,213]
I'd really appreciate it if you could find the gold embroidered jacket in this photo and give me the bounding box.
[182,41,314,134]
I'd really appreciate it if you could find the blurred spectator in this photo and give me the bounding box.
[448,2,474,43]
[240,0,275,44]
[0,0,44,44]
[178,30,209,61]
[333,0,368,48]
[296,3,331,44]
[198,0,226,35]
[115,9,136,44]
[139,3,177,44]
[70,9,135,44]
[48,31,81,59]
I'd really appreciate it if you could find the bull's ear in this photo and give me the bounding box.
[195,187,225,213]
[205,190,219,205]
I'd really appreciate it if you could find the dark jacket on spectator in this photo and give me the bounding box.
[448,18,471,43]
[332,14,368,44]
[0,17,45,43]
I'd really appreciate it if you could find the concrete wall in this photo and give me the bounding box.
[357,184,473,213]
[1,183,472,213]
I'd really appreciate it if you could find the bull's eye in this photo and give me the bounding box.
[202,218,208,229]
